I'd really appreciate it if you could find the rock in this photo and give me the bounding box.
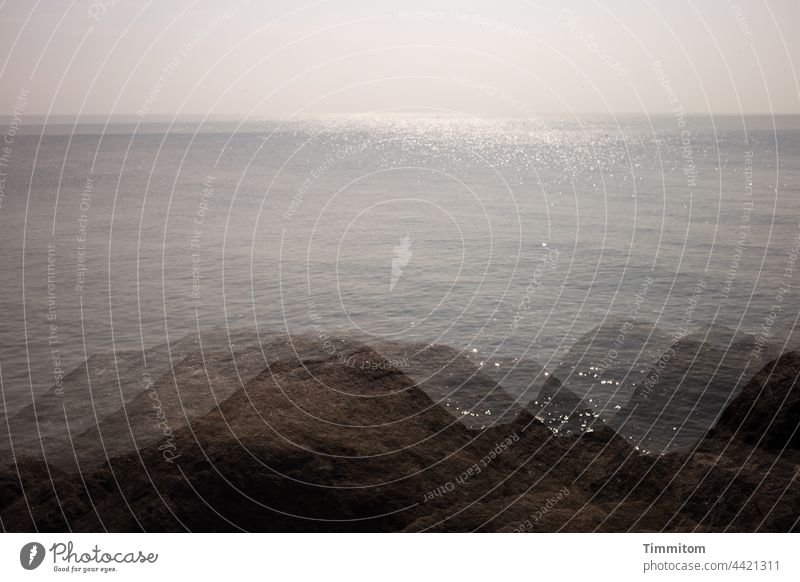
[365,339,527,428]
[1,330,797,533]
[549,318,673,417]
[0,348,173,461]
[526,376,601,435]
[613,325,775,454]
[713,351,800,452]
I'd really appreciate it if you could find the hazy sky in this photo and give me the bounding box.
[1,0,799,117]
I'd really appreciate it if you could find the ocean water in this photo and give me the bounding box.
[2,114,800,431]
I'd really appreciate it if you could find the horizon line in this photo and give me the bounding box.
[4,112,800,123]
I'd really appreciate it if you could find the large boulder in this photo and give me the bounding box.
[713,351,800,452]
[613,326,776,453]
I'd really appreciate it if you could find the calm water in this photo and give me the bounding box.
[2,115,800,422]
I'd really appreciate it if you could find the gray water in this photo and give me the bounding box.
[2,114,800,426]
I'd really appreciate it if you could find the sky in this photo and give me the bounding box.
[1,0,799,118]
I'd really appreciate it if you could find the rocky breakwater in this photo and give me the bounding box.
[0,332,797,532]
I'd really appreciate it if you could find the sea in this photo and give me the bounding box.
[2,114,800,429]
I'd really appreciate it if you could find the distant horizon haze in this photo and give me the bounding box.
[1,0,798,117]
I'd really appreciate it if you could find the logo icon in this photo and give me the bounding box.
[390,234,413,294]
[20,542,45,570]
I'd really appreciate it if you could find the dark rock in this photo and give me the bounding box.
[713,351,800,452]
[1,330,797,533]
[613,325,776,454]
[526,375,601,435]
[550,318,673,416]
[367,339,526,429]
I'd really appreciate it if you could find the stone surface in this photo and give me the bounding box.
[1,331,797,532]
